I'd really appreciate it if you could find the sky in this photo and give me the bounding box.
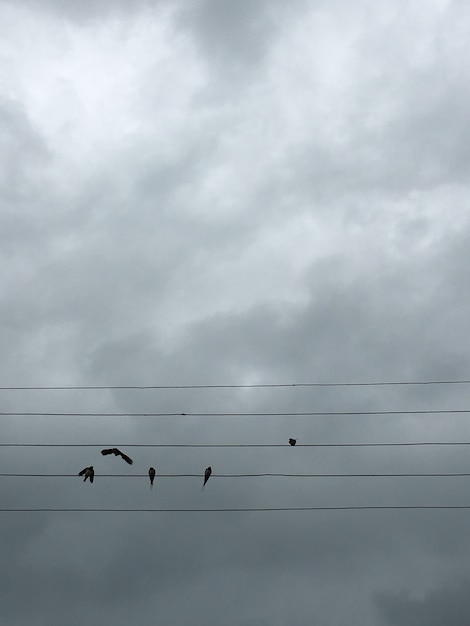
[1,0,470,623]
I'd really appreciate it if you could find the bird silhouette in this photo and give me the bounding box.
[101,448,133,465]
[289,438,297,446]
[202,466,212,490]
[148,467,156,489]
[79,466,94,483]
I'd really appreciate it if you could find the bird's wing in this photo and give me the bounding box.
[78,468,87,476]
[120,452,133,465]
[101,449,114,456]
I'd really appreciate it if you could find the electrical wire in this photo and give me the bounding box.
[1,379,470,390]
[1,409,470,417]
[0,505,470,512]
[0,441,469,448]
[1,472,470,478]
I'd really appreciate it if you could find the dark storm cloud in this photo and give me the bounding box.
[148,221,469,389]
[376,578,470,625]
[0,97,49,207]
[179,0,282,69]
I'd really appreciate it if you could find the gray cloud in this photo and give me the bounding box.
[1,0,470,624]
[5,0,173,23]
[179,0,282,69]
[376,579,470,626]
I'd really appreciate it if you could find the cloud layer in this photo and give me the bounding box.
[1,0,470,624]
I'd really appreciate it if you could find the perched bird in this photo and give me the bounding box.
[79,466,94,483]
[289,438,297,446]
[148,467,156,489]
[101,448,133,465]
[202,466,212,490]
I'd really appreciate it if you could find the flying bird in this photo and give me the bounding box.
[79,466,94,483]
[148,467,156,489]
[202,466,212,490]
[101,448,133,465]
[289,438,297,446]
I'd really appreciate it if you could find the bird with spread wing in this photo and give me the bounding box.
[79,466,94,483]
[101,448,133,465]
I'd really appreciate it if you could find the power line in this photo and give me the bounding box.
[1,505,470,512]
[1,379,470,390]
[1,441,470,448]
[2,472,470,478]
[1,409,470,417]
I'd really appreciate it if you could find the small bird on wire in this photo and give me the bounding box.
[79,466,94,483]
[101,448,133,465]
[202,466,212,490]
[289,438,297,446]
[148,467,156,489]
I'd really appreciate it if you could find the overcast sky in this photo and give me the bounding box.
[1,0,470,624]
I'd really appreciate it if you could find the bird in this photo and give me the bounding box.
[289,438,297,446]
[202,466,212,490]
[79,466,94,483]
[101,448,133,465]
[148,467,156,489]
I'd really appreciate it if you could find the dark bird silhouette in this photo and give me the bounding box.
[101,448,133,465]
[289,438,297,446]
[202,466,212,490]
[79,466,94,483]
[148,467,156,489]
